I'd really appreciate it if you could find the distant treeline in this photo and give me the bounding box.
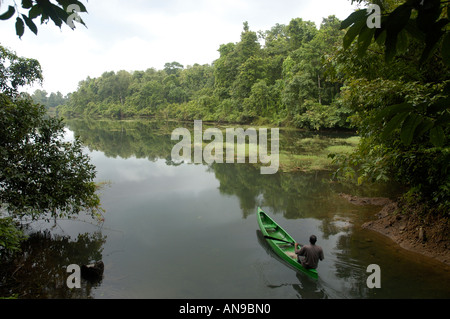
[30,89,69,109]
[57,16,352,130]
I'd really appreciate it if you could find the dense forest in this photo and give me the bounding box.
[2,0,449,259]
[29,89,68,116]
[30,89,68,109]
[57,1,449,218]
[57,16,350,130]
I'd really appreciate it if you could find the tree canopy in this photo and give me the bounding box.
[0,46,103,255]
[59,1,449,217]
[59,17,349,130]
[333,0,449,215]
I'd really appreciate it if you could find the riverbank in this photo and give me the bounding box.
[340,193,450,266]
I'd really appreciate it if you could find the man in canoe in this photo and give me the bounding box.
[295,235,324,270]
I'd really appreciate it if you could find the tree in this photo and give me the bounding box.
[0,46,103,255]
[235,22,261,62]
[214,42,240,99]
[47,91,66,107]
[336,0,450,214]
[0,45,42,95]
[164,61,184,76]
[280,16,345,123]
[0,0,87,38]
[30,89,48,105]
[232,55,267,100]
[286,18,317,51]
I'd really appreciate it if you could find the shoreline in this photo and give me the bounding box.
[340,193,450,267]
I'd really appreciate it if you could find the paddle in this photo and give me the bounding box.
[264,235,296,246]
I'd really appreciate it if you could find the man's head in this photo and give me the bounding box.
[309,235,317,245]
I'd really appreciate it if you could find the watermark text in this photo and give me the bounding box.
[171,120,279,174]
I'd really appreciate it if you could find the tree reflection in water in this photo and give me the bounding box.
[0,230,106,298]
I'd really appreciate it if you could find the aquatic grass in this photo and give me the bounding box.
[212,134,359,172]
[279,153,332,172]
[278,135,360,172]
[326,145,355,155]
[339,136,360,146]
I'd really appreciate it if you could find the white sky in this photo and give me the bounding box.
[0,0,358,95]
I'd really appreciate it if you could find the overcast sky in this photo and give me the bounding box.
[0,0,358,95]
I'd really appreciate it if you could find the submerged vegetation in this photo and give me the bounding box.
[64,118,359,173]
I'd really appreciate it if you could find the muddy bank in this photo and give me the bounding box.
[340,193,450,266]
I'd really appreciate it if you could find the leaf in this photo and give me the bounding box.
[343,19,366,50]
[22,0,33,9]
[419,20,447,64]
[340,9,368,30]
[416,0,441,33]
[396,29,409,54]
[357,176,365,185]
[0,5,15,20]
[15,17,25,38]
[357,25,375,58]
[384,31,398,63]
[441,32,450,67]
[435,111,450,127]
[374,28,386,47]
[384,4,412,62]
[414,117,434,138]
[403,18,425,42]
[22,14,38,35]
[375,102,414,122]
[39,1,63,27]
[427,96,450,115]
[29,5,43,19]
[430,126,445,147]
[53,4,69,22]
[385,4,413,36]
[381,111,409,140]
[400,114,423,145]
[74,1,88,13]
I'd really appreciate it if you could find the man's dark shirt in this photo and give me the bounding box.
[295,244,324,269]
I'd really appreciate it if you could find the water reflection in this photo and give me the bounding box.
[65,118,394,218]
[0,230,106,298]
[2,119,448,299]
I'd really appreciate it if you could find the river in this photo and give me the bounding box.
[3,119,450,299]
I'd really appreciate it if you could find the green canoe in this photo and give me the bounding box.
[257,207,318,279]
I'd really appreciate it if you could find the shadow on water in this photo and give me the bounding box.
[255,230,342,299]
[0,230,106,298]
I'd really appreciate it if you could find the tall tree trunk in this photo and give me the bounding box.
[317,74,322,105]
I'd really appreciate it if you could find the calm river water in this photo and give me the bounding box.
[4,119,450,299]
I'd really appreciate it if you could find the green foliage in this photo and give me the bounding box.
[29,89,69,112]
[293,100,342,130]
[377,96,449,147]
[0,218,27,255]
[0,46,42,95]
[0,45,103,253]
[62,17,351,130]
[342,0,449,65]
[0,94,103,220]
[337,0,450,216]
[0,0,87,38]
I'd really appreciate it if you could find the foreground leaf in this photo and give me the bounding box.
[0,5,15,20]
[15,17,25,38]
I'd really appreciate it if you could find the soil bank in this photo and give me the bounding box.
[340,193,450,266]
